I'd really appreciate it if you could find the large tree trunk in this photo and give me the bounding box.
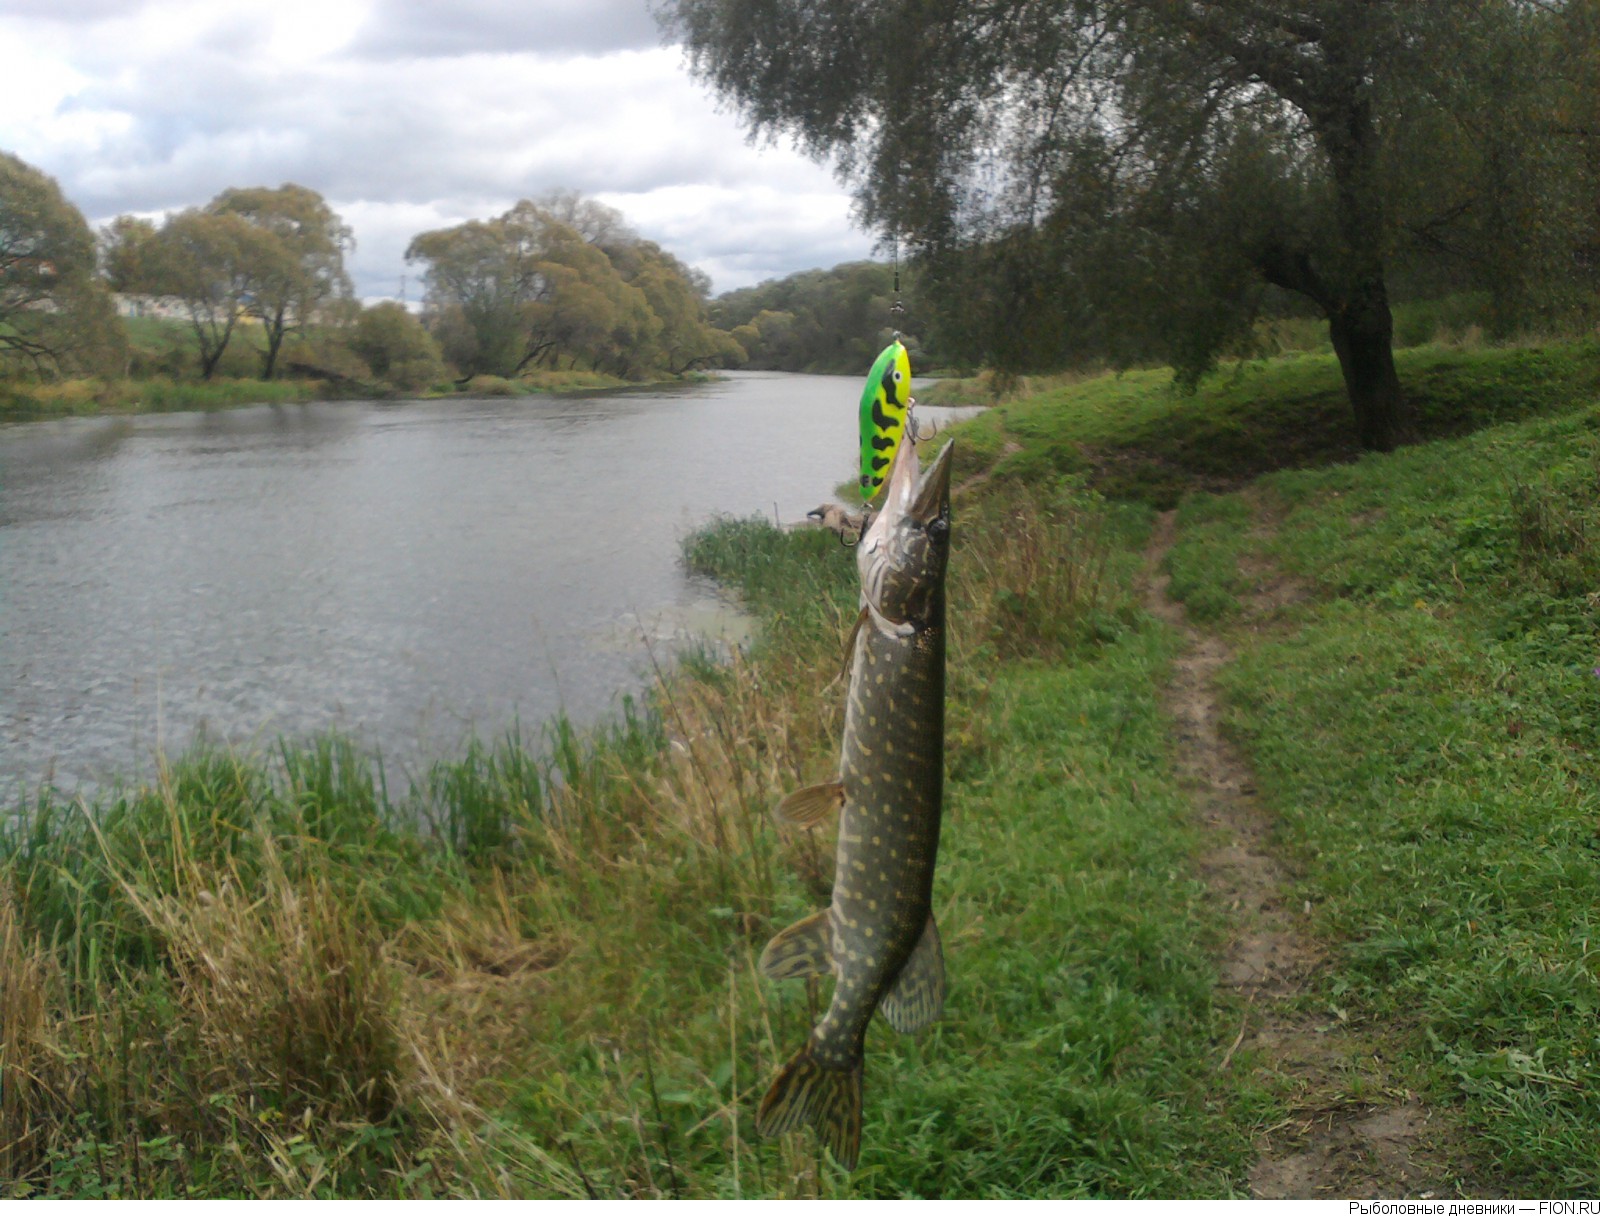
[1326,278,1409,452]
[261,328,283,379]
[260,308,288,380]
[1297,27,1412,452]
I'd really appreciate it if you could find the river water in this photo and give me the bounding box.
[0,373,973,793]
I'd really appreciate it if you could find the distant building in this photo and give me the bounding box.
[113,293,190,320]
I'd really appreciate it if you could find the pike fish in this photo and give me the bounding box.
[755,432,955,1171]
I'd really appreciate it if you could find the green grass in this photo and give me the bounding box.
[1166,398,1600,1192]
[0,375,330,419]
[933,341,1600,507]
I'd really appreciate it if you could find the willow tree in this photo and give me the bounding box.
[407,201,645,378]
[141,209,291,379]
[664,0,1596,451]
[0,151,124,377]
[210,184,353,379]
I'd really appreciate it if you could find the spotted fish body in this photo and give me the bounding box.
[755,433,955,1171]
[858,340,913,502]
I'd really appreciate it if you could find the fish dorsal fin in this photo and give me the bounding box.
[877,915,945,1033]
[775,781,845,829]
[759,909,835,981]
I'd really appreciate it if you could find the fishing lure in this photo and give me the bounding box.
[858,339,913,501]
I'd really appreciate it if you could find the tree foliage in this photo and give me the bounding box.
[211,184,353,379]
[0,151,125,377]
[349,301,447,393]
[136,209,290,380]
[666,0,1600,450]
[406,195,733,381]
[711,260,920,373]
[110,186,354,382]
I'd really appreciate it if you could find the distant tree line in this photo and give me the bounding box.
[667,0,1600,450]
[0,156,741,394]
[710,260,928,374]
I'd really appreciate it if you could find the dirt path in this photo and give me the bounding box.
[1143,509,1453,1199]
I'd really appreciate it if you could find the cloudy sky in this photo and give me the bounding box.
[0,0,878,300]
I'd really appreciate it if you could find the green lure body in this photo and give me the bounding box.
[858,340,912,501]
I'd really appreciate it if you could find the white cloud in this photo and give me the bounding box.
[0,2,877,296]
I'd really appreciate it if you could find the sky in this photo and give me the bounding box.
[0,0,878,301]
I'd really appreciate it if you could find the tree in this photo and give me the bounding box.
[98,215,159,294]
[140,209,287,379]
[618,240,742,373]
[210,184,353,379]
[407,199,652,379]
[0,151,125,376]
[711,262,918,372]
[533,188,637,251]
[666,0,1598,451]
[350,301,447,392]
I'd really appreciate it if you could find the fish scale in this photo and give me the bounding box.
[755,433,954,1171]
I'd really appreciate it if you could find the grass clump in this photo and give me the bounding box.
[1161,493,1257,622]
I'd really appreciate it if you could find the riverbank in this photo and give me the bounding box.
[5,338,1598,1196]
[0,368,685,422]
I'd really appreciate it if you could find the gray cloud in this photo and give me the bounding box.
[1,3,875,297]
[347,0,664,60]
[1,0,151,20]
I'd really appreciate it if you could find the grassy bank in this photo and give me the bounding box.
[10,334,1597,1196]
[927,334,1600,1190]
[926,342,1600,507]
[3,449,1262,1196]
[0,375,332,419]
[0,367,650,422]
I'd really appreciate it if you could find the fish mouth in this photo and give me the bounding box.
[909,438,954,525]
[859,435,955,628]
[873,433,954,534]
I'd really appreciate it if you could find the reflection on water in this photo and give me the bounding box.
[0,374,974,791]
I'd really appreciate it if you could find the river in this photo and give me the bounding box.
[0,372,972,793]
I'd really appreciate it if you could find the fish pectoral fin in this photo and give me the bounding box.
[759,909,835,980]
[877,915,945,1034]
[774,781,845,830]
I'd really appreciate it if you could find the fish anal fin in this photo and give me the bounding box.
[775,781,845,829]
[755,1044,863,1171]
[878,915,945,1034]
[759,909,834,981]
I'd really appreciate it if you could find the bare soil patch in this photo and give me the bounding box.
[1143,509,1454,1198]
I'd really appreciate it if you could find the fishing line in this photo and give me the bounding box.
[890,235,905,329]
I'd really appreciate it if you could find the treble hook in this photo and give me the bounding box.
[808,504,871,547]
[838,509,874,548]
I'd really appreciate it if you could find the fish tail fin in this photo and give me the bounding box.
[755,1044,862,1171]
